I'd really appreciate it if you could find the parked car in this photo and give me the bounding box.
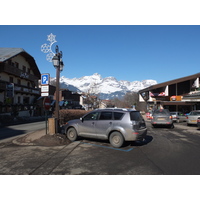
[62,108,147,148]
[187,110,200,125]
[151,109,173,128]
[170,111,187,123]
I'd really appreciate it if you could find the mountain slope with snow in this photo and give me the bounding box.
[51,73,157,99]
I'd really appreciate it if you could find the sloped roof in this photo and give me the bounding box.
[139,72,200,93]
[0,48,24,62]
[0,48,41,78]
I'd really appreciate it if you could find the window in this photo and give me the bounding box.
[23,66,26,73]
[130,111,143,121]
[9,77,14,83]
[8,60,12,65]
[191,112,200,115]
[114,112,124,120]
[15,62,19,68]
[17,79,21,85]
[153,109,169,116]
[99,112,112,120]
[23,97,29,104]
[84,112,99,120]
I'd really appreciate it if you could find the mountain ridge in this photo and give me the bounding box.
[51,73,157,99]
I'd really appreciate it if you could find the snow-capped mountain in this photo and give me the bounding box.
[51,73,157,99]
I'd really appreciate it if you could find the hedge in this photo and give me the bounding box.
[58,109,89,125]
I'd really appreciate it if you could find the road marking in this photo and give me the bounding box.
[78,141,134,152]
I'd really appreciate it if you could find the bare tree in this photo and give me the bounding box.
[111,92,139,109]
[83,82,100,109]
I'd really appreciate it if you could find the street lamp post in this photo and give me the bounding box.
[52,45,64,133]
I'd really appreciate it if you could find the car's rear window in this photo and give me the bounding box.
[170,112,176,115]
[113,112,124,120]
[153,109,170,116]
[130,111,143,121]
[190,112,200,115]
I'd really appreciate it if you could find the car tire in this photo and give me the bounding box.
[109,131,124,148]
[66,127,78,141]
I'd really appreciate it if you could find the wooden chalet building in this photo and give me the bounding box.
[0,48,41,117]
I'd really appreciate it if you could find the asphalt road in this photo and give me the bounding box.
[0,121,45,141]
[0,120,200,174]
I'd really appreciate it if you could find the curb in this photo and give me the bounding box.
[12,133,37,146]
[12,128,46,146]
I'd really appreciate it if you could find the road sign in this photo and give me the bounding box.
[41,85,49,92]
[41,74,50,97]
[43,97,51,110]
[41,74,50,85]
[41,92,49,97]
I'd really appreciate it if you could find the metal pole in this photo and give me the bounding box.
[55,60,60,133]
[45,110,47,134]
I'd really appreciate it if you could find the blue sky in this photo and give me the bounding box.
[1,25,200,84]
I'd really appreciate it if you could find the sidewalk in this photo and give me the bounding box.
[13,129,46,146]
[12,128,71,146]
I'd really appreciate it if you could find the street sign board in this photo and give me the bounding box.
[41,73,50,97]
[41,73,50,85]
[41,92,49,97]
[41,85,49,92]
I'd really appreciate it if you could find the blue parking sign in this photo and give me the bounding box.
[41,74,50,85]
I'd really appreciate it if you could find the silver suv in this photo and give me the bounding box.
[62,108,147,148]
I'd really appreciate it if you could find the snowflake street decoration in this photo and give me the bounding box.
[41,33,57,62]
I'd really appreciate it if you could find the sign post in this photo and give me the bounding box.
[43,97,51,134]
[41,73,50,134]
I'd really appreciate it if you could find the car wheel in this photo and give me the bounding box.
[66,127,78,141]
[109,131,124,148]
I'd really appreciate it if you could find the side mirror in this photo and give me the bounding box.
[80,117,84,122]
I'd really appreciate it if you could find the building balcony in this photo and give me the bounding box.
[0,81,40,95]
[0,63,39,82]
[14,84,40,95]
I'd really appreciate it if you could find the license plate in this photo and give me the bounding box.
[191,120,197,122]
[158,118,165,120]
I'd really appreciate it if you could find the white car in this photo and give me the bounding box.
[170,111,187,123]
[187,110,200,125]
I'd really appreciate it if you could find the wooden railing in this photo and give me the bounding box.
[0,64,39,82]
